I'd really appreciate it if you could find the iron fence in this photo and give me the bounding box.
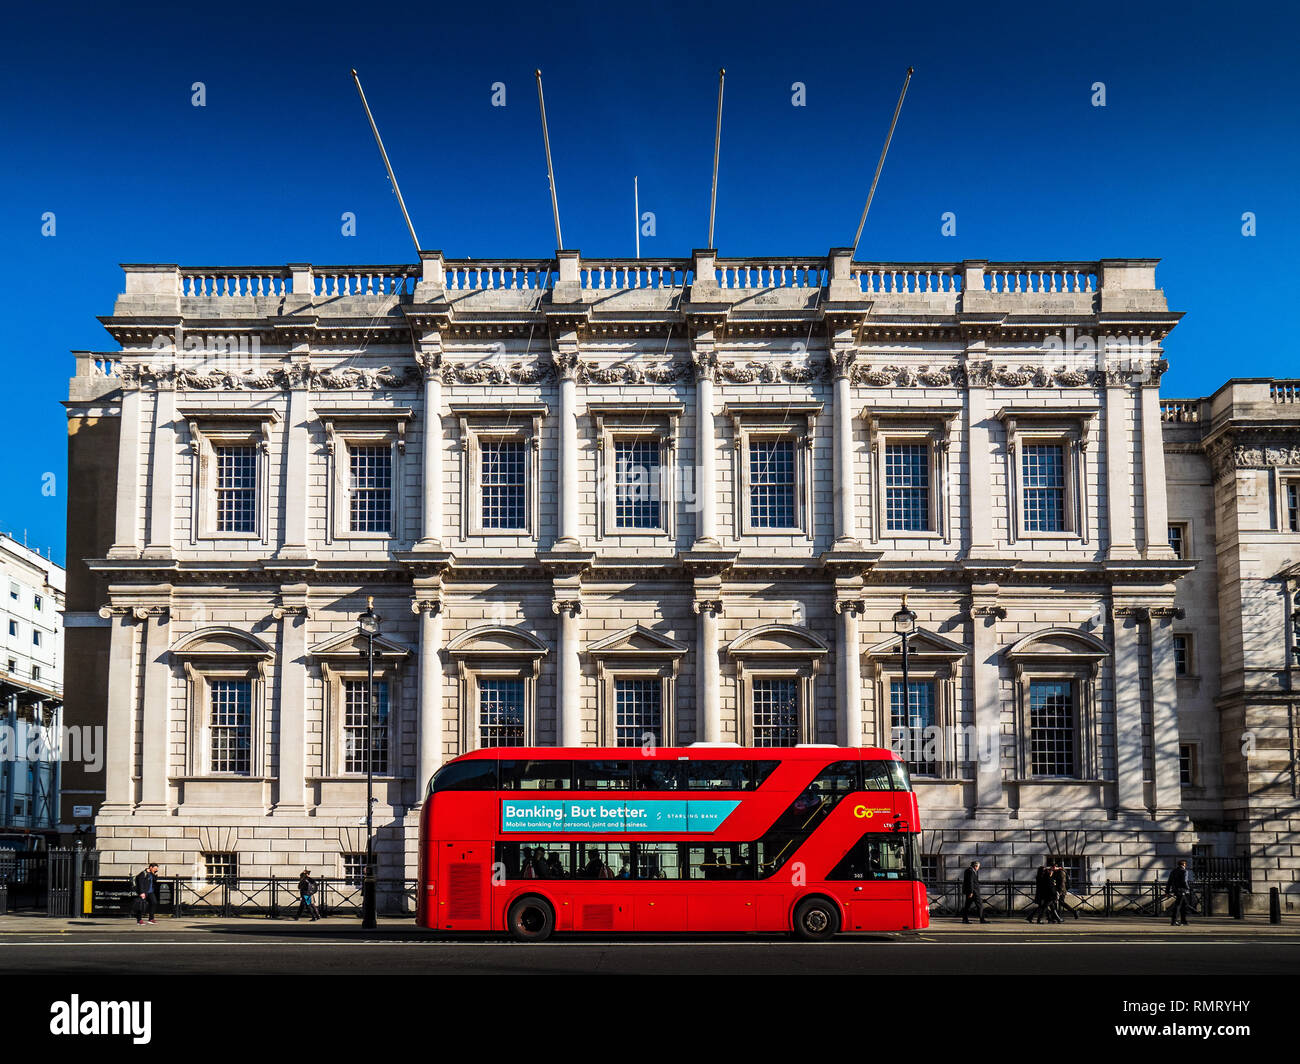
[165,876,418,918]
[923,879,1233,919]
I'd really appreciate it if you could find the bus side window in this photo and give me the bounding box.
[633,761,681,791]
[574,760,633,790]
[430,759,499,794]
[827,834,913,881]
[682,760,744,790]
[860,760,893,791]
[500,760,573,790]
[820,761,858,795]
[748,761,780,789]
[633,842,682,879]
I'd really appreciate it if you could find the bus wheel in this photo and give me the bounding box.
[792,897,840,941]
[507,896,555,942]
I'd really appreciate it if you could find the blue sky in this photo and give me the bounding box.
[2,0,1297,564]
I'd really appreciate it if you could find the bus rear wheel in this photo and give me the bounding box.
[792,897,840,941]
[507,896,555,942]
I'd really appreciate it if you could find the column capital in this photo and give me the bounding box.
[692,349,718,382]
[1113,604,1150,621]
[415,349,443,379]
[132,606,170,622]
[272,605,310,620]
[552,351,581,380]
[411,596,443,615]
[693,598,724,616]
[828,348,857,380]
[552,598,582,618]
[834,598,865,616]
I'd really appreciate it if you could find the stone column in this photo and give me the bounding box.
[109,383,143,558]
[1139,379,1174,558]
[98,607,138,812]
[137,607,171,813]
[143,378,175,558]
[694,593,723,743]
[969,589,1005,810]
[413,594,444,795]
[830,346,859,546]
[835,598,864,745]
[1112,605,1148,813]
[965,360,995,554]
[272,597,309,814]
[554,351,581,548]
[692,346,719,545]
[416,350,444,548]
[280,360,310,557]
[1104,372,1137,558]
[553,597,583,745]
[1149,607,1184,814]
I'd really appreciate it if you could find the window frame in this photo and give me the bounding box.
[863,407,958,544]
[310,632,411,780]
[1172,632,1194,678]
[452,405,546,541]
[320,409,412,543]
[866,629,967,780]
[447,626,548,752]
[996,406,1098,545]
[180,408,279,545]
[1179,742,1200,787]
[1024,676,1079,778]
[1167,521,1190,560]
[1278,472,1300,533]
[590,403,682,541]
[589,624,688,747]
[724,403,820,539]
[181,659,268,779]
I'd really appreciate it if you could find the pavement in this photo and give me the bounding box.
[1,913,1297,974]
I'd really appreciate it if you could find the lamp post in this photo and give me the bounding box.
[892,594,917,762]
[358,596,381,930]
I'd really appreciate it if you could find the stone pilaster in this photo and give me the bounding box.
[280,357,311,558]
[98,606,139,813]
[142,375,175,558]
[108,383,143,559]
[552,592,583,745]
[415,348,444,549]
[136,606,171,813]
[830,343,860,547]
[412,592,444,795]
[968,588,1006,811]
[834,597,864,745]
[1149,606,1185,815]
[1104,372,1138,559]
[692,341,719,546]
[272,594,309,814]
[694,591,723,743]
[1113,604,1149,814]
[554,348,581,549]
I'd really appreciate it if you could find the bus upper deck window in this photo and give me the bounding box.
[886,760,912,792]
[860,760,893,791]
[430,759,499,793]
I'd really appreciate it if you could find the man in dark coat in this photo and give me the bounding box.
[962,860,989,924]
[1026,860,1060,923]
[1165,859,1194,926]
[134,863,159,925]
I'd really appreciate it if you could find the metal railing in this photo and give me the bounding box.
[923,878,1249,918]
[166,875,418,918]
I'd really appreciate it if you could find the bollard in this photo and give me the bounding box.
[1270,887,1281,924]
[1202,884,1213,917]
[1228,883,1243,919]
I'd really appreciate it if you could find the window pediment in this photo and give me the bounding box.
[170,626,273,660]
[1005,627,1109,664]
[308,630,412,663]
[588,624,689,660]
[865,629,968,663]
[446,625,548,660]
[728,623,829,661]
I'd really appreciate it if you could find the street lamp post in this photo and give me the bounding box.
[892,593,917,764]
[358,596,381,930]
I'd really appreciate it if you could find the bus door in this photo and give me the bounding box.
[835,833,916,931]
[684,844,757,933]
[436,842,490,931]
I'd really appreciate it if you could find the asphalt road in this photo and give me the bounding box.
[3,924,1299,975]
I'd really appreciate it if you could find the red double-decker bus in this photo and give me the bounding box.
[417,745,927,940]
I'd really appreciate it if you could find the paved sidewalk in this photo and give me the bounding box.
[0,912,1294,936]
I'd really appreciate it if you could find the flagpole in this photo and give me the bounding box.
[851,66,913,259]
[708,68,725,248]
[535,70,564,248]
[634,176,640,259]
[351,69,421,254]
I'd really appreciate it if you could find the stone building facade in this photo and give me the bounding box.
[62,250,1298,906]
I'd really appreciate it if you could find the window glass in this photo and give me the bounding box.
[891,679,938,775]
[519,843,572,880]
[349,444,392,533]
[752,677,799,746]
[749,437,797,528]
[816,760,860,795]
[499,759,572,790]
[1029,679,1075,776]
[686,843,754,880]
[749,760,780,788]
[575,842,633,880]
[430,758,498,794]
[343,679,388,775]
[209,679,252,775]
[478,679,525,747]
[614,678,662,747]
[614,438,662,529]
[480,439,527,529]
[827,833,917,881]
[884,760,912,792]
[573,760,633,790]
[632,760,681,791]
[681,760,747,790]
[215,445,257,533]
[1022,443,1066,532]
[634,842,681,880]
[885,442,931,531]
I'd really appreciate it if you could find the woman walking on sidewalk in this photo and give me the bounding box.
[296,870,321,922]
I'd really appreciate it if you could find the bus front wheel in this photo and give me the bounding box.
[792,897,840,942]
[507,896,555,942]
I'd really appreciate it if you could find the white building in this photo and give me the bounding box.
[0,533,65,833]
[61,251,1299,906]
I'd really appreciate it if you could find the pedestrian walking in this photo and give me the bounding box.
[1053,862,1078,920]
[295,869,321,921]
[961,860,990,923]
[1165,859,1194,926]
[1025,860,1060,923]
[134,862,159,926]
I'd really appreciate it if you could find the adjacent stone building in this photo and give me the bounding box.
[62,250,1299,907]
